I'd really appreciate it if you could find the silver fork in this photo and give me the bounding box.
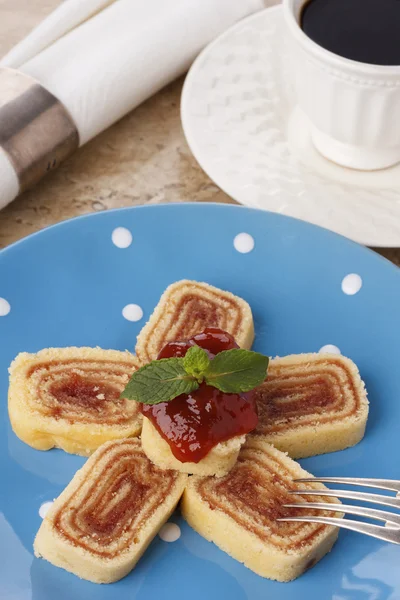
[277,477,400,544]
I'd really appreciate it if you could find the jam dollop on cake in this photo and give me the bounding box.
[141,327,259,463]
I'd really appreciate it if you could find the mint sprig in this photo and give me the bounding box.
[183,345,210,380]
[121,347,269,405]
[121,358,199,405]
[204,349,269,393]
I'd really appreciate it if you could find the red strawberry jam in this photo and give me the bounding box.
[141,328,258,463]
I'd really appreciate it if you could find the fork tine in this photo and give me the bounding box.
[289,488,400,509]
[283,502,400,527]
[294,477,400,493]
[276,515,400,544]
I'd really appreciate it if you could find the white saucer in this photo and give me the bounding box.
[181,5,400,247]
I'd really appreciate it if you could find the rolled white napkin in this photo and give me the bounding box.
[1,0,117,70]
[0,0,265,210]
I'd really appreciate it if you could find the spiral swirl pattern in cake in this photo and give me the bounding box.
[182,437,341,581]
[34,438,187,583]
[135,280,254,363]
[250,353,369,458]
[8,347,142,456]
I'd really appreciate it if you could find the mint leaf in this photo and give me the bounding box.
[121,358,199,405]
[183,345,210,380]
[121,347,269,405]
[204,349,269,393]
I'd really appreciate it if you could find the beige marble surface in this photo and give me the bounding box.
[0,0,398,267]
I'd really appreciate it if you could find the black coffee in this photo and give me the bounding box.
[301,0,400,66]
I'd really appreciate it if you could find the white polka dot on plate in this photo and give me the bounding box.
[341,273,362,295]
[0,297,10,316]
[159,523,181,542]
[112,227,132,249]
[122,304,143,322]
[319,344,341,355]
[233,233,254,254]
[39,501,54,519]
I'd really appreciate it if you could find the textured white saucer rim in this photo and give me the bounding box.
[181,5,400,247]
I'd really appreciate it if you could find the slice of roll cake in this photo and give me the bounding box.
[34,438,187,583]
[135,280,254,363]
[141,417,246,477]
[9,347,142,456]
[250,353,369,458]
[181,437,341,582]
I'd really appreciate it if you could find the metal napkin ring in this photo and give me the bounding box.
[0,67,79,192]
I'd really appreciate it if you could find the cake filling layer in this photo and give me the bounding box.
[136,281,254,363]
[253,357,363,436]
[195,440,338,551]
[53,439,180,558]
[152,293,244,354]
[27,358,139,425]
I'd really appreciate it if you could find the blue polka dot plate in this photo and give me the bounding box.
[1,203,400,600]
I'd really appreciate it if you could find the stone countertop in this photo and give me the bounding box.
[0,0,399,267]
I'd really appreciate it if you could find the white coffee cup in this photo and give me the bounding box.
[283,0,400,170]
